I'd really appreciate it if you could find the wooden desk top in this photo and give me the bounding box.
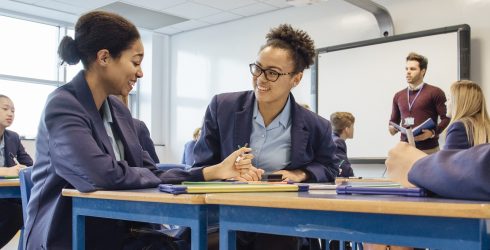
[205,190,490,219]
[62,188,206,205]
[0,179,20,187]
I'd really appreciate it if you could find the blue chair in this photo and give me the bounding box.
[156,163,190,171]
[18,167,33,250]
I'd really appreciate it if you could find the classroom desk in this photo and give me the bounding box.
[62,188,211,250]
[0,179,20,198]
[206,190,490,250]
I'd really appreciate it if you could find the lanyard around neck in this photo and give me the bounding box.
[407,83,424,112]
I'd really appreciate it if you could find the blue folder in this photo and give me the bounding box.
[336,185,427,197]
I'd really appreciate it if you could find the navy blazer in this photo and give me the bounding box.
[194,91,339,182]
[181,140,197,165]
[409,144,490,200]
[444,121,471,150]
[2,130,33,167]
[25,71,204,250]
[332,133,354,177]
[133,118,160,163]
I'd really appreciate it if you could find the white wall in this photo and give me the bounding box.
[161,0,490,164]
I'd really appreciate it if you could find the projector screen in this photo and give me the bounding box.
[313,25,470,159]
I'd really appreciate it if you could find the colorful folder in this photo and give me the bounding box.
[159,183,309,194]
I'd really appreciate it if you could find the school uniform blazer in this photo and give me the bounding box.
[2,129,33,167]
[25,71,204,250]
[332,133,354,177]
[133,118,160,163]
[193,91,339,182]
[444,121,471,150]
[409,144,490,201]
[181,140,197,165]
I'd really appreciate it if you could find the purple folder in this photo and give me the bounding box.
[336,185,427,197]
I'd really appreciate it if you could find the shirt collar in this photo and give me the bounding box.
[408,82,425,91]
[0,134,4,150]
[101,99,113,123]
[253,96,292,129]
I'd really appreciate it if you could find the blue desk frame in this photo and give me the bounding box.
[71,196,212,250]
[0,181,23,250]
[218,205,489,250]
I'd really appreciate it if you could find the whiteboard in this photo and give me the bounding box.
[314,25,470,159]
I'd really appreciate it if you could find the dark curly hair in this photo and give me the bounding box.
[262,24,316,73]
[58,11,140,68]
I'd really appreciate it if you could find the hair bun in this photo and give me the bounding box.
[58,36,80,65]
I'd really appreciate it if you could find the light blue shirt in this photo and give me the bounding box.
[102,100,124,161]
[250,97,292,173]
[0,134,5,166]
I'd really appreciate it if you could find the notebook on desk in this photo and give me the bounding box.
[336,185,427,197]
[159,183,309,195]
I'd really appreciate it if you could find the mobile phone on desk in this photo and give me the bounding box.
[261,174,283,182]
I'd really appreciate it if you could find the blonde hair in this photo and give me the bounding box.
[192,127,201,141]
[330,112,355,134]
[449,80,490,146]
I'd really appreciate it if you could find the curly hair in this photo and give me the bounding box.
[262,24,316,73]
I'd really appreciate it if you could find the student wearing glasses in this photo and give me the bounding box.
[194,24,339,250]
[0,94,33,249]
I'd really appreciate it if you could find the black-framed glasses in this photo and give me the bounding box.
[249,63,295,82]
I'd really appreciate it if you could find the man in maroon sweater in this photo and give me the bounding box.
[389,52,449,154]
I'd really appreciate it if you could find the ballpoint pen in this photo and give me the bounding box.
[9,152,19,165]
[235,143,249,163]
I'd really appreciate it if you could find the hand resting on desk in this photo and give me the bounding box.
[385,142,427,187]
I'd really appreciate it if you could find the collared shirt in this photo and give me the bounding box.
[250,97,292,173]
[0,134,5,166]
[101,100,125,161]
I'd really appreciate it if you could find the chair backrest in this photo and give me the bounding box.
[156,163,190,171]
[19,167,33,223]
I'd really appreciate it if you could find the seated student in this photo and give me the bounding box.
[0,94,33,248]
[193,24,339,250]
[118,95,160,163]
[386,142,490,201]
[182,127,201,165]
[330,112,355,177]
[24,11,258,250]
[444,80,490,150]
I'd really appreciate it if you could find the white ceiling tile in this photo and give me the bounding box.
[192,0,257,11]
[198,11,242,24]
[121,0,188,11]
[10,0,43,4]
[154,26,182,35]
[230,2,277,16]
[170,19,209,31]
[162,2,221,19]
[35,0,84,14]
[54,0,118,11]
[262,0,292,8]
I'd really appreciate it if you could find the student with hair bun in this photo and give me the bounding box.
[25,11,257,249]
[193,24,339,250]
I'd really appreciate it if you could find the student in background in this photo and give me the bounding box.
[386,142,490,201]
[24,11,257,250]
[118,95,160,163]
[182,127,201,166]
[0,94,33,248]
[330,112,355,177]
[194,23,339,250]
[443,80,490,150]
[389,52,449,154]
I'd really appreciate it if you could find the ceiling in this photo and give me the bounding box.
[0,0,318,35]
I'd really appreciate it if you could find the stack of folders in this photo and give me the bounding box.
[159,181,309,195]
[334,178,427,197]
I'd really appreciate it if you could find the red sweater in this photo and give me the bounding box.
[390,83,449,150]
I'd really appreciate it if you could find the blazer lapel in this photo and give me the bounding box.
[234,92,255,150]
[290,96,309,168]
[3,131,14,166]
[72,71,116,159]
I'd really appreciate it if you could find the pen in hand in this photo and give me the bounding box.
[9,153,25,169]
[236,143,249,174]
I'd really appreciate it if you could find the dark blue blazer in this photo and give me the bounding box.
[193,91,339,182]
[25,71,204,250]
[332,133,354,177]
[181,140,197,165]
[409,143,490,200]
[444,121,471,150]
[2,129,33,167]
[133,118,160,163]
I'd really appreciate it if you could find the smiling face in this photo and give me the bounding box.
[252,46,302,106]
[0,97,15,129]
[103,39,144,96]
